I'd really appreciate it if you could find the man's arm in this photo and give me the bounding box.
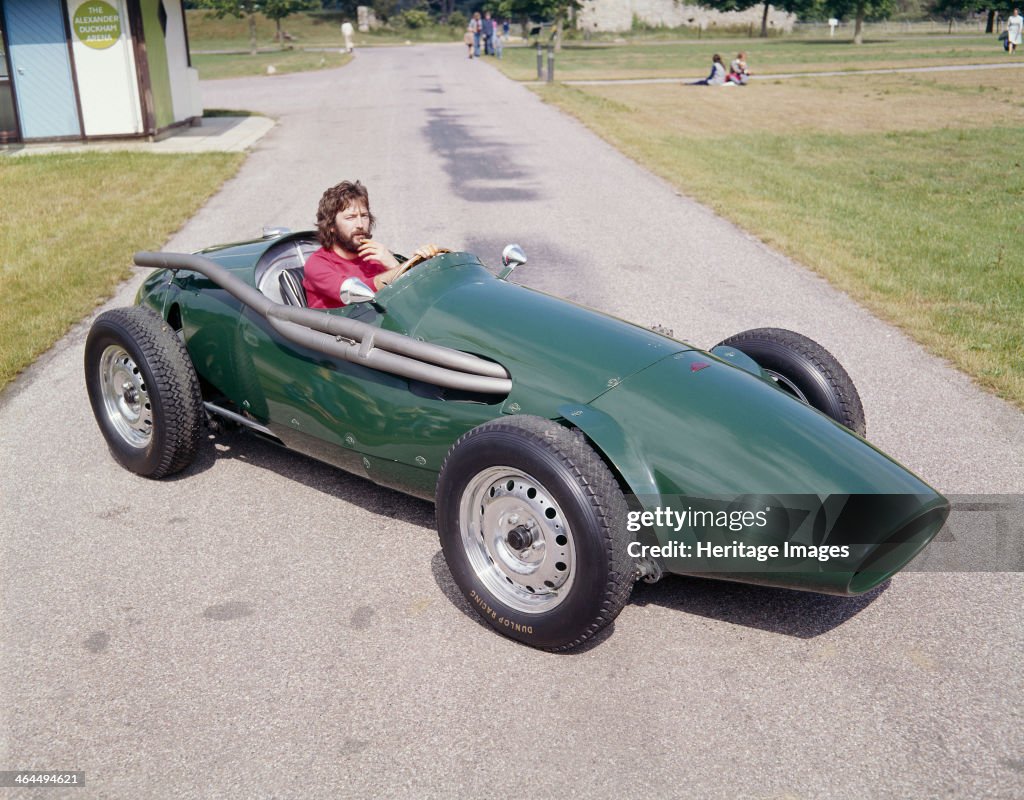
[368,243,443,288]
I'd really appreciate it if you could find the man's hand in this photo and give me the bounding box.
[357,238,399,270]
[373,243,446,289]
[412,243,442,260]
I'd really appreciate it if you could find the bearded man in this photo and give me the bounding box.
[303,180,439,309]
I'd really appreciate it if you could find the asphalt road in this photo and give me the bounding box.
[2,45,1022,799]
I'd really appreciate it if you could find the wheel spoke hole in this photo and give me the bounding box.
[555,534,567,546]
[555,561,567,572]
[526,487,537,499]
[543,581,554,589]
[545,507,557,519]
[506,480,515,491]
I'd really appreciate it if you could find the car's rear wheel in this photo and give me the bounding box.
[436,416,636,651]
[85,307,203,478]
[716,327,866,435]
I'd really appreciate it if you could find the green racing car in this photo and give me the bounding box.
[84,231,949,651]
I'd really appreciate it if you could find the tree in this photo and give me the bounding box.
[823,0,895,43]
[193,1,262,54]
[429,0,458,24]
[929,0,994,32]
[494,0,581,51]
[704,0,895,43]
[373,0,400,22]
[264,0,318,43]
[194,0,316,51]
[699,0,823,38]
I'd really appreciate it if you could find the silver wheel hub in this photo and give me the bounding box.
[459,467,575,614]
[99,345,153,448]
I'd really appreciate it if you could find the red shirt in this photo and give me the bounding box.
[302,246,387,309]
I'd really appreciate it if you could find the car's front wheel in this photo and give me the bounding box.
[437,416,636,651]
[716,327,866,436]
[84,306,203,478]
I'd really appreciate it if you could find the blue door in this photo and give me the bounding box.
[3,0,80,139]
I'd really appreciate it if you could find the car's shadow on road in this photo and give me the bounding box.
[428,551,884,653]
[629,574,888,639]
[183,428,884,646]
[183,427,437,531]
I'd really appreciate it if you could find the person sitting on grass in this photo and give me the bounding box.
[726,52,752,85]
[687,54,726,86]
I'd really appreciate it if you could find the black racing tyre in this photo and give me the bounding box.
[716,327,866,436]
[84,306,203,478]
[436,416,636,651]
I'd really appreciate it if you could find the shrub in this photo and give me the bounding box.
[401,8,432,28]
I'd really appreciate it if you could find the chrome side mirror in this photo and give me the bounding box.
[340,277,376,305]
[499,244,527,280]
[261,226,291,238]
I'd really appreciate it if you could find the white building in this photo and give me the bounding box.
[576,0,796,34]
[0,0,202,145]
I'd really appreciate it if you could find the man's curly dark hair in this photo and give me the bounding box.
[316,180,376,250]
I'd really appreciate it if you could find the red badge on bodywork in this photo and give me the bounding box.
[690,362,711,373]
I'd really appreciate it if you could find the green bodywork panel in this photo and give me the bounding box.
[387,255,687,413]
[582,351,946,592]
[140,0,174,129]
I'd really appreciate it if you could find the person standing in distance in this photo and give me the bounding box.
[469,11,482,58]
[303,181,440,309]
[482,11,495,56]
[1008,9,1023,54]
[340,19,355,54]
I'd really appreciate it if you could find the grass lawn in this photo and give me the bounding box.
[192,49,350,80]
[186,9,463,54]
[0,152,244,391]
[185,9,466,79]
[494,34,1010,81]
[534,68,1024,405]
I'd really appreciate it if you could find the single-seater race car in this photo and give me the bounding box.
[85,231,949,651]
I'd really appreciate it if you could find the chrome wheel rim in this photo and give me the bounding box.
[459,467,576,614]
[765,369,809,403]
[99,345,153,448]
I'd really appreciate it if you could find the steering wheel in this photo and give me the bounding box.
[390,248,450,284]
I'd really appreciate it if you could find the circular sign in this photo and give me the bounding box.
[73,1,122,50]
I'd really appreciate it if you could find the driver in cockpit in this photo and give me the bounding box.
[303,180,440,309]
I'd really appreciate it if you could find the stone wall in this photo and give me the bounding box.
[576,0,796,33]
[356,5,379,32]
